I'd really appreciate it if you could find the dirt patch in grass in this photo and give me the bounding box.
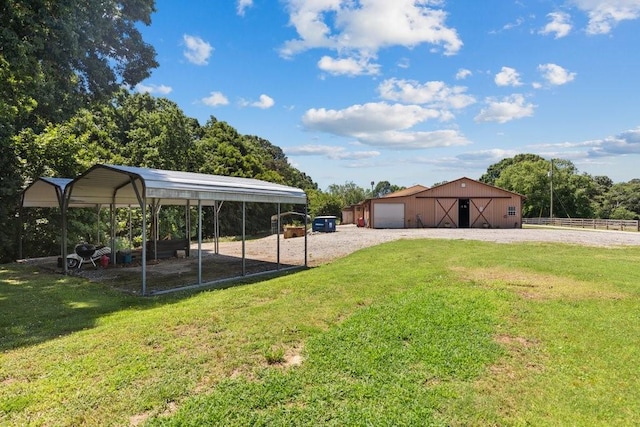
[452,266,627,301]
[491,334,544,377]
[130,401,179,427]
[283,346,304,367]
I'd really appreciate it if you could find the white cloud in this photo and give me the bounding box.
[377,78,476,110]
[239,94,275,109]
[302,102,469,150]
[540,11,572,38]
[303,102,444,136]
[397,57,411,69]
[237,0,253,16]
[538,63,576,85]
[280,0,462,73]
[285,144,380,160]
[588,127,640,157]
[202,91,229,106]
[571,0,640,34]
[495,66,523,87]
[135,83,173,95]
[339,150,382,160]
[183,35,213,65]
[411,148,522,174]
[456,148,521,163]
[455,68,472,80]
[475,94,536,124]
[318,55,381,76]
[252,94,275,109]
[503,17,525,31]
[356,129,471,150]
[285,145,334,156]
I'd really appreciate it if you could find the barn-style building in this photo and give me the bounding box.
[342,177,524,229]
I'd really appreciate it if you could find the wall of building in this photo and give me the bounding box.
[341,209,354,225]
[367,178,522,229]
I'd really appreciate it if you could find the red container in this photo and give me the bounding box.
[100,255,109,268]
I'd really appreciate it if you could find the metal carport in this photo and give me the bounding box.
[20,177,73,261]
[23,164,308,295]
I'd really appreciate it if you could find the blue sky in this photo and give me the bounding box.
[136,0,640,190]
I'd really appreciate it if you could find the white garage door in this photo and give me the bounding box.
[373,203,405,228]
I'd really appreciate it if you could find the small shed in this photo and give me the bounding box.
[367,178,523,229]
[270,211,310,234]
[341,203,365,225]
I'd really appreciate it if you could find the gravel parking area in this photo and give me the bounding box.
[25,224,640,292]
[212,224,640,267]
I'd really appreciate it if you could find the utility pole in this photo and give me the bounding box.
[549,158,554,222]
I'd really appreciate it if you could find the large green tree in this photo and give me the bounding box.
[113,91,199,171]
[1,0,158,262]
[480,153,546,185]
[15,92,203,256]
[372,180,404,198]
[494,157,596,218]
[495,159,551,217]
[244,135,316,191]
[193,118,317,236]
[326,182,368,207]
[16,100,318,253]
[598,179,640,219]
[306,189,344,218]
[1,0,157,130]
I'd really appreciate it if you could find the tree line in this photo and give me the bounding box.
[10,91,322,261]
[479,153,640,220]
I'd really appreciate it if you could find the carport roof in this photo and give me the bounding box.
[21,177,73,208]
[66,164,307,206]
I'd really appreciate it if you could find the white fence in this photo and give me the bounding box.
[523,217,639,232]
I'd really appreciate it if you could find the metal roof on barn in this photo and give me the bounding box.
[381,184,429,199]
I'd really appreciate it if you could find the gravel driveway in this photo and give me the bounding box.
[213,224,640,267]
[38,224,639,292]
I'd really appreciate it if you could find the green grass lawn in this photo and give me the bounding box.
[2,239,640,426]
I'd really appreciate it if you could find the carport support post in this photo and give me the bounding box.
[276,203,281,270]
[141,201,147,296]
[151,198,160,261]
[197,199,202,284]
[214,201,222,255]
[242,201,246,276]
[110,202,116,264]
[185,200,190,256]
[128,206,132,252]
[96,204,101,245]
[62,189,69,275]
[304,203,308,267]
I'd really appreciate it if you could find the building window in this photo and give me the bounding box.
[507,206,517,216]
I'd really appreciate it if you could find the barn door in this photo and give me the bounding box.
[458,199,470,228]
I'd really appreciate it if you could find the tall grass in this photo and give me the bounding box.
[2,239,640,426]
